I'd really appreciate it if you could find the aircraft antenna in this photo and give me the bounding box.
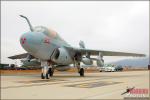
[20,15,33,31]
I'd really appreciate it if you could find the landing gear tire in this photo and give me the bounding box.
[48,68,54,77]
[41,73,45,79]
[46,72,49,79]
[79,68,84,77]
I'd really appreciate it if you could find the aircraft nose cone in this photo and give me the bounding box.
[20,35,27,45]
[20,32,43,53]
[20,32,32,46]
[20,32,36,45]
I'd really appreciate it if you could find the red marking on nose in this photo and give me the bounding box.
[44,37,50,44]
[21,37,26,44]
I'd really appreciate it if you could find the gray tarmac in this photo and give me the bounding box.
[1,71,149,99]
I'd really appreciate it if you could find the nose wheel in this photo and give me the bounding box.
[46,72,49,79]
[41,67,54,79]
[41,73,45,79]
[41,68,54,79]
[41,72,49,79]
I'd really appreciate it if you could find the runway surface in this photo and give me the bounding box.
[1,71,149,99]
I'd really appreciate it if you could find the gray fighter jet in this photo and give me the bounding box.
[8,15,145,79]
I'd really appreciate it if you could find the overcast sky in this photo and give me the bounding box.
[1,1,149,64]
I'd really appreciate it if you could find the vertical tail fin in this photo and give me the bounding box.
[79,40,85,48]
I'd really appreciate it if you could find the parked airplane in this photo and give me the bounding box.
[8,15,145,79]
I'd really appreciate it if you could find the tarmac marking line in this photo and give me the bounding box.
[65,81,122,88]
[1,78,113,89]
[1,74,141,89]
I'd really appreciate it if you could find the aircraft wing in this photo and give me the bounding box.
[65,46,145,57]
[8,53,35,59]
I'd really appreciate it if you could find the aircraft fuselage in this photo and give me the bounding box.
[20,26,71,63]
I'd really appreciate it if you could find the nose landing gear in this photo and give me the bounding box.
[41,61,54,79]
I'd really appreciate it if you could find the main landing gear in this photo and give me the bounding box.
[79,68,84,77]
[75,62,84,77]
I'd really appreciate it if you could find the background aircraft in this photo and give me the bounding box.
[8,15,145,79]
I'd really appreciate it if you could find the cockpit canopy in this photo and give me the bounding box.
[34,26,49,35]
[33,26,59,39]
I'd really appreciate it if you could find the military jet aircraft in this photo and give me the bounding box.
[8,15,145,79]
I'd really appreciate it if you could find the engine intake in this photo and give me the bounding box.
[51,48,73,65]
